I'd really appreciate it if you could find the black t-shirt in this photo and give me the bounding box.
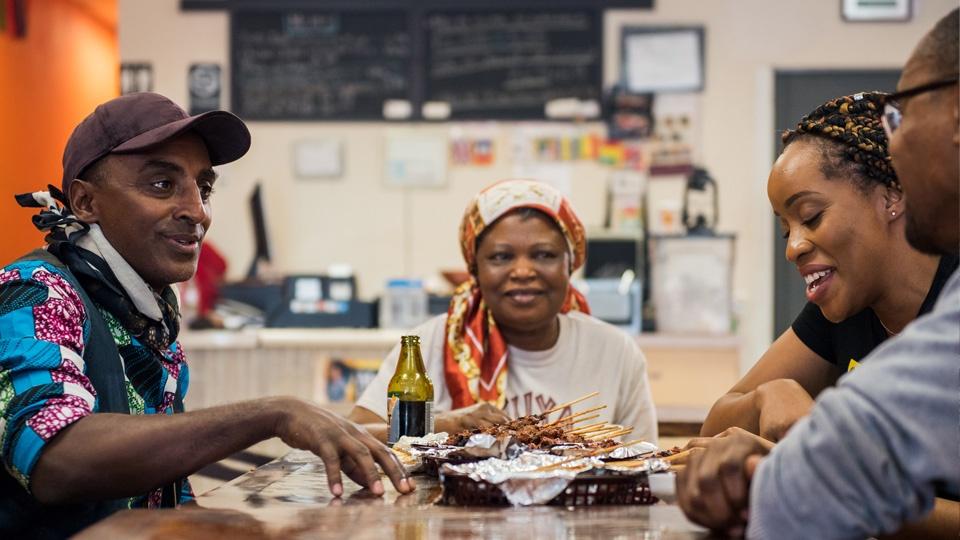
[791,254,959,372]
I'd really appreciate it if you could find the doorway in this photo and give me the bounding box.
[772,69,900,338]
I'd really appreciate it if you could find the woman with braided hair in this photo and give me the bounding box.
[697,92,958,442]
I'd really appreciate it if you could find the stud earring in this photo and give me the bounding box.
[891,211,897,216]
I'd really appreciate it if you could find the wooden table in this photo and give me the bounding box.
[77,450,708,539]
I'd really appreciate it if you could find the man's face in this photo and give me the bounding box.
[72,132,217,290]
[888,45,960,255]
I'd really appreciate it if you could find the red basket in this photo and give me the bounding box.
[440,470,657,507]
[422,454,484,477]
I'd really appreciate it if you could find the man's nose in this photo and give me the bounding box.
[175,184,208,224]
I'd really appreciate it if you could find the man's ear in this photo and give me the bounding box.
[68,179,99,223]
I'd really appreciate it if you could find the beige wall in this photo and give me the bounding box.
[119,0,954,373]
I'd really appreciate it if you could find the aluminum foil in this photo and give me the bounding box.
[394,432,451,452]
[600,457,671,474]
[603,441,659,460]
[392,432,454,472]
[441,453,603,506]
[465,433,497,448]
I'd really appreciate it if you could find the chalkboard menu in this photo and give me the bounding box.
[231,10,412,120]
[424,10,601,119]
[229,6,606,120]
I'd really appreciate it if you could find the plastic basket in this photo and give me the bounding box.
[440,470,657,507]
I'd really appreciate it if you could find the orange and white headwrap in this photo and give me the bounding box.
[443,179,590,410]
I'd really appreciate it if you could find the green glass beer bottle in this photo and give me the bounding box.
[387,335,435,445]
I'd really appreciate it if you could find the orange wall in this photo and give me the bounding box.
[0,0,118,264]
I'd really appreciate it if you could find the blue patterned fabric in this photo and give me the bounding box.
[0,260,192,508]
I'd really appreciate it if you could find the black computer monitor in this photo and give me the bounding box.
[584,238,638,279]
[247,182,271,279]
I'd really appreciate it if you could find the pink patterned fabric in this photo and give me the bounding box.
[0,268,21,285]
[51,357,97,397]
[33,299,84,353]
[32,268,84,312]
[26,395,91,441]
[159,391,176,413]
[164,344,185,380]
[31,268,86,353]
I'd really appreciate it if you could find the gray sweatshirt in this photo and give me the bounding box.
[748,268,960,540]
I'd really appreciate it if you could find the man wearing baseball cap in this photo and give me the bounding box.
[0,93,413,536]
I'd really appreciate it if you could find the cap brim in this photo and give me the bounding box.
[112,110,251,166]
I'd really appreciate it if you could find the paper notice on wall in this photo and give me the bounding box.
[294,139,343,179]
[624,29,703,93]
[512,162,573,198]
[384,133,448,188]
[651,235,734,335]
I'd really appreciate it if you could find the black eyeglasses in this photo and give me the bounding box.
[881,76,959,137]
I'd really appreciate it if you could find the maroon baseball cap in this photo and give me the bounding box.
[61,92,251,196]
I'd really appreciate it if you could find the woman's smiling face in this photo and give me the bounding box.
[474,209,570,336]
[768,139,897,322]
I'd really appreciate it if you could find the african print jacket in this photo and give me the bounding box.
[0,258,193,508]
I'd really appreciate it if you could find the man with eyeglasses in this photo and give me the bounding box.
[677,9,959,539]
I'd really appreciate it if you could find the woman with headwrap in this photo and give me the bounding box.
[697,92,958,444]
[351,179,657,444]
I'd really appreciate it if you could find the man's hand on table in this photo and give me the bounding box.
[677,427,772,536]
[435,402,510,434]
[272,397,415,497]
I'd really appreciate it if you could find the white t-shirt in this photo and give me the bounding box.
[355,312,658,444]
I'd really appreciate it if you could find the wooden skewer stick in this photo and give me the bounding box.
[547,405,607,427]
[567,421,607,434]
[585,437,643,457]
[535,454,593,472]
[600,459,648,468]
[535,438,648,472]
[582,426,622,439]
[541,391,599,416]
[662,448,695,463]
[591,427,634,440]
[557,414,600,428]
[569,423,618,436]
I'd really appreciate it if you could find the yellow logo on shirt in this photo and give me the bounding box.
[847,359,860,372]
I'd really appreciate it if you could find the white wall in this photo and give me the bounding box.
[119,0,955,373]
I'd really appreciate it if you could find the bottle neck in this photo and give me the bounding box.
[397,343,427,374]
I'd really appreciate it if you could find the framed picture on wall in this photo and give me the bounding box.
[188,63,222,115]
[621,26,705,93]
[120,63,153,95]
[842,0,912,22]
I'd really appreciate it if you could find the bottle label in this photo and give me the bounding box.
[387,400,433,445]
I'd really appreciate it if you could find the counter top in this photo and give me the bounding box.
[179,327,740,352]
[77,450,708,539]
